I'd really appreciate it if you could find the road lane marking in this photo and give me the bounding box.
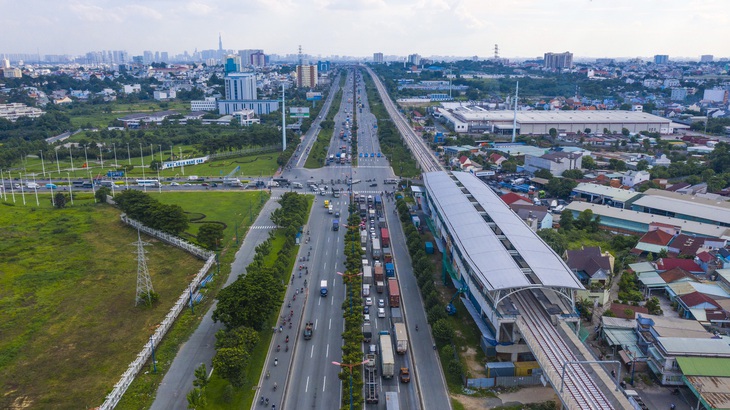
[310,345,314,358]
[329,318,332,330]
[323,376,327,392]
[305,376,310,393]
[315,319,318,330]
[326,343,329,358]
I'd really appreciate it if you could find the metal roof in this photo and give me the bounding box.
[677,357,730,377]
[572,183,642,203]
[633,194,730,225]
[424,172,531,291]
[453,109,672,125]
[424,171,583,291]
[657,337,730,356]
[565,202,730,239]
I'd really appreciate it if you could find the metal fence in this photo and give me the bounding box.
[98,216,217,409]
[466,375,542,389]
[208,144,281,161]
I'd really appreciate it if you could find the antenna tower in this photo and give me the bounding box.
[494,44,499,60]
[133,229,155,306]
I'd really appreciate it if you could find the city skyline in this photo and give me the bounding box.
[0,0,728,59]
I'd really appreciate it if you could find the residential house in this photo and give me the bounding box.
[509,204,553,231]
[488,152,508,168]
[658,267,697,284]
[656,258,704,274]
[622,170,650,188]
[675,291,722,320]
[500,192,533,206]
[634,229,674,255]
[565,246,614,285]
[608,302,648,319]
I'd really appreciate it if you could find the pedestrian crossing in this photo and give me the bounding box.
[249,225,278,230]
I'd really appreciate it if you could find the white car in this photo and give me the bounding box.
[363,314,371,323]
[365,297,373,306]
[170,182,179,186]
[378,299,385,308]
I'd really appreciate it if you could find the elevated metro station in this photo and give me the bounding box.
[423,171,584,358]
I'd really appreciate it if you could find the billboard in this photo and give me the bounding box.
[107,171,125,178]
[289,107,310,118]
[306,92,323,101]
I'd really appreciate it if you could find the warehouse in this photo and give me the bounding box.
[438,107,674,135]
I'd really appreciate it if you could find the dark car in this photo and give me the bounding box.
[201,183,209,186]
[363,305,370,314]
[369,183,378,187]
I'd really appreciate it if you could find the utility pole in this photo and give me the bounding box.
[133,229,154,306]
[512,81,519,143]
[282,83,286,151]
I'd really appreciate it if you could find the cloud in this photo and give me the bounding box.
[184,1,215,15]
[69,1,162,23]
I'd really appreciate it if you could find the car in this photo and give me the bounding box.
[335,211,340,218]
[365,297,373,306]
[184,183,192,186]
[378,299,385,308]
[369,183,378,187]
[363,306,370,314]
[201,183,209,186]
[370,153,374,157]
[377,153,382,157]
[363,314,371,323]
[170,182,180,186]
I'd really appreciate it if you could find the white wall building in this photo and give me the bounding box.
[191,97,218,112]
[622,170,650,187]
[524,151,583,176]
[224,72,257,100]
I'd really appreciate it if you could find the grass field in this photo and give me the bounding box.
[66,101,191,128]
[15,149,281,182]
[0,191,268,410]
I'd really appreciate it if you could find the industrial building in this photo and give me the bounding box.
[436,107,675,135]
[423,171,582,359]
[631,189,730,228]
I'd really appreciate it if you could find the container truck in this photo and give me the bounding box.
[374,266,384,283]
[360,230,368,245]
[376,281,385,293]
[379,332,395,378]
[394,323,408,354]
[320,280,328,297]
[385,391,399,410]
[385,263,395,277]
[363,265,372,284]
[380,228,390,247]
[372,238,382,259]
[388,278,400,307]
[383,247,393,263]
[365,354,379,403]
[362,323,373,343]
[374,195,382,210]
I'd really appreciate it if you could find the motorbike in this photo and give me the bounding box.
[276,345,280,352]
[274,358,278,366]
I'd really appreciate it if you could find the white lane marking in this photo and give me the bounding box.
[310,345,314,358]
[305,376,310,393]
[323,376,327,392]
[326,343,329,358]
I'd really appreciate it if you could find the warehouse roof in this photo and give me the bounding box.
[565,202,730,239]
[452,109,672,125]
[633,189,730,225]
[424,171,583,291]
[572,183,642,203]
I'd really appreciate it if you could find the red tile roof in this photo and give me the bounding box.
[697,251,714,263]
[500,192,532,205]
[679,292,721,310]
[659,267,697,283]
[656,258,703,273]
[638,230,674,246]
[609,303,649,319]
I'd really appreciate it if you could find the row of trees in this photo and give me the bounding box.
[114,190,188,235]
[210,192,307,387]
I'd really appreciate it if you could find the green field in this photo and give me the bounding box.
[0,191,268,409]
[65,101,191,128]
[15,149,281,181]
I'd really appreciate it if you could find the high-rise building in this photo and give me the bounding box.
[543,52,573,69]
[251,52,266,67]
[700,55,714,63]
[408,54,421,66]
[224,55,242,73]
[317,61,330,73]
[670,88,687,101]
[239,49,264,67]
[143,50,154,64]
[654,54,669,64]
[160,52,169,63]
[225,72,257,100]
[296,65,318,88]
[1,57,10,69]
[373,52,384,64]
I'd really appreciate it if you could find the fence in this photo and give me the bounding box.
[208,144,281,161]
[98,216,217,410]
[466,374,542,389]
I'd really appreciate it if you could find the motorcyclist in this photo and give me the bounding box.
[274,358,278,366]
[415,324,419,331]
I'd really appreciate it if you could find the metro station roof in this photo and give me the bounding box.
[424,171,583,292]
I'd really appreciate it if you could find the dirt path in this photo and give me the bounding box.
[452,386,558,409]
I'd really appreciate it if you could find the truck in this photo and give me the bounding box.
[379,332,395,378]
[385,263,395,277]
[368,208,376,221]
[385,391,399,410]
[372,238,382,259]
[383,247,393,263]
[376,281,385,293]
[332,219,339,231]
[388,278,400,307]
[360,230,368,246]
[303,322,313,340]
[365,354,379,404]
[359,203,367,218]
[394,323,408,354]
[374,195,382,210]
[324,199,329,208]
[363,265,372,284]
[320,280,328,297]
[362,323,373,343]
[380,228,390,247]
[374,265,384,283]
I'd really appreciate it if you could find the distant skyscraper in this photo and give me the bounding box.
[239,49,264,67]
[1,56,10,69]
[251,52,266,67]
[143,50,153,64]
[654,54,669,64]
[543,52,573,69]
[219,33,223,52]
[224,72,257,100]
[161,52,169,63]
[296,65,318,88]
[408,54,421,66]
[373,52,384,64]
[700,55,714,63]
[224,55,241,73]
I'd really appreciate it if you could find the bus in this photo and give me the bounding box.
[136,179,160,187]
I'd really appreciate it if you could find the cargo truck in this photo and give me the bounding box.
[303,322,313,340]
[383,247,392,263]
[385,263,395,277]
[394,323,408,354]
[372,238,382,259]
[360,230,368,245]
[380,228,390,247]
[379,332,395,378]
[365,354,379,403]
[374,265,384,283]
[385,391,399,410]
[363,265,372,284]
[320,280,328,297]
[376,281,385,293]
[362,323,373,343]
[368,208,376,221]
[388,278,400,307]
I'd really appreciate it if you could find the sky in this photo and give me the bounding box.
[1,0,728,60]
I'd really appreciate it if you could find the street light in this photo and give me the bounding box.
[332,359,368,410]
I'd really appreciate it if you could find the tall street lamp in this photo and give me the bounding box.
[332,360,368,410]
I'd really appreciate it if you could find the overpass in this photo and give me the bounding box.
[369,69,636,409]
